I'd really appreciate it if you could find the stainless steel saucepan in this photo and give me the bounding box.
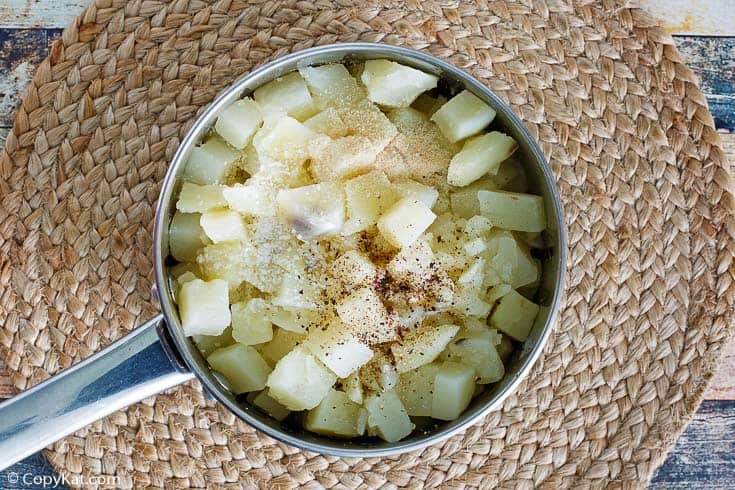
[0,43,567,469]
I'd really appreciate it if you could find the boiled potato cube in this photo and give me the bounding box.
[303,108,349,138]
[169,212,209,262]
[304,317,374,378]
[342,372,364,404]
[478,190,546,232]
[386,239,434,285]
[361,60,438,107]
[231,298,273,345]
[176,182,226,213]
[183,136,238,185]
[305,389,367,438]
[271,270,319,310]
[342,170,400,235]
[178,278,230,336]
[299,64,364,108]
[214,97,262,149]
[493,157,529,193]
[373,143,412,181]
[449,335,504,384]
[253,72,317,121]
[394,363,439,417]
[452,287,492,318]
[496,334,514,362]
[259,328,306,366]
[336,287,396,343]
[464,215,493,235]
[193,327,234,357]
[457,257,486,291]
[358,351,399,393]
[332,250,378,287]
[270,308,316,334]
[252,116,314,166]
[431,361,475,420]
[364,390,415,443]
[266,346,337,410]
[431,90,496,142]
[338,98,397,154]
[463,237,487,257]
[486,231,539,288]
[448,132,518,186]
[277,182,345,240]
[207,343,271,394]
[198,240,283,293]
[392,179,439,209]
[486,283,512,304]
[377,198,436,249]
[448,176,499,218]
[309,134,378,182]
[249,390,291,421]
[391,323,459,373]
[411,92,446,116]
[489,290,540,341]
[200,209,248,243]
[221,183,277,217]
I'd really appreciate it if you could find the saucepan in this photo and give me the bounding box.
[0,43,566,469]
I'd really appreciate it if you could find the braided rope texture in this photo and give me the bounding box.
[1,0,734,487]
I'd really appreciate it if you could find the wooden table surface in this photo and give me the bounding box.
[0,1,733,488]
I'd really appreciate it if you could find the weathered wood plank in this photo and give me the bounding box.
[651,400,735,488]
[0,0,84,29]
[641,0,735,36]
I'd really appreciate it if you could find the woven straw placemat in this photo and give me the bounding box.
[1,0,734,487]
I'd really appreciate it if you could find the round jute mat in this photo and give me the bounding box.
[1,0,734,488]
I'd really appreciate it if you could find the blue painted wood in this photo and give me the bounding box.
[0,453,68,490]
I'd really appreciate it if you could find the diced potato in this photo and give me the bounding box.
[169,261,201,280]
[221,183,277,217]
[277,182,345,240]
[336,287,396,343]
[183,136,239,185]
[391,323,459,373]
[266,346,337,410]
[392,179,439,209]
[386,239,434,284]
[457,257,486,291]
[270,308,316,334]
[231,298,273,345]
[303,108,348,138]
[411,92,445,116]
[193,327,234,357]
[389,107,457,185]
[309,134,378,182]
[299,64,364,108]
[361,60,438,107]
[489,289,540,341]
[478,190,546,232]
[449,335,504,384]
[304,318,374,378]
[342,170,400,234]
[394,363,439,417]
[249,390,291,421]
[305,389,367,438]
[252,116,314,166]
[463,237,487,257]
[448,132,518,187]
[431,361,475,420]
[486,283,512,304]
[377,198,437,249]
[176,182,226,213]
[214,98,262,149]
[448,176,499,218]
[259,328,306,366]
[373,142,412,181]
[358,351,399,393]
[253,72,317,120]
[464,215,493,235]
[431,90,496,142]
[338,98,397,154]
[169,212,209,262]
[485,231,539,288]
[364,390,415,443]
[496,334,514,363]
[332,250,378,287]
[342,372,364,404]
[452,287,492,317]
[178,278,230,336]
[200,209,248,243]
[207,343,272,394]
[197,240,282,293]
[271,271,319,310]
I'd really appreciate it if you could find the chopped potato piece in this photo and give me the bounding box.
[253,72,317,120]
[449,334,505,384]
[259,328,306,366]
[169,212,209,262]
[464,215,493,235]
[304,317,374,378]
[200,209,248,243]
[271,271,319,310]
[336,287,396,343]
[303,108,349,138]
[358,351,399,393]
[277,182,345,240]
[489,290,539,341]
[248,390,291,421]
[338,98,397,154]
[231,298,273,345]
[342,372,364,404]
[221,183,277,217]
[207,344,271,394]
[431,90,496,142]
[392,179,439,209]
[183,136,239,185]
[386,239,434,285]
[377,198,437,249]
[361,60,438,108]
[365,390,415,442]
[270,308,316,334]
[178,278,230,336]
[197,240,282,293]
[299,64,364,108]
[452,287,492,318]
[448,176,500,218]
[411,92,446,116]
[332,250,378,287]
[395,363,439,417]
[193,327,234,357]
[214,98,263,149]
[305,389,367,438]
[391,323,459,373]
[309,134,378,182]
[448,132,518,187]
[463,237,487,257]
[485,231,539,288]
[252,116,314,165]
[266,346,337,410]
[176,182,226,213]
[373,143,412,181]
[496,334,514,362]
[342,170,400,234]
[478,190,546,233]
[431,361,475,420]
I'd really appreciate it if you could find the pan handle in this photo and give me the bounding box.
[0,314,194,470]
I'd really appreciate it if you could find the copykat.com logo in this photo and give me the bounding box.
[5,472,121,488]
